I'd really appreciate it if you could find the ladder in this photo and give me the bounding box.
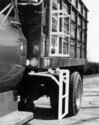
[49,0,70,57]
[29,69,69,119]
[56,69,69,119]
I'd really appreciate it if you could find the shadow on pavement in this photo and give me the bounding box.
[33,107,56,120]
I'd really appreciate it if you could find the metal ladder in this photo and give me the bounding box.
[49,0,70,57]
[57,69,69,119]
[29,69,69,119]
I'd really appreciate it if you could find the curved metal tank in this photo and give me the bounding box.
[0,2,27,92]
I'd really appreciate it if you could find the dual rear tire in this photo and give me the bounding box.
[69,72,83,116]
[49,71,83,117]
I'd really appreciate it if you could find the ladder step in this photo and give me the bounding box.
[0,111,33,125]
[62,95,68,99]
[58,69,69,119]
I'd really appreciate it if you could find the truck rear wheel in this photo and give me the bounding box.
[69,72,83,116]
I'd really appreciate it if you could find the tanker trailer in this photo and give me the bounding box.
[0,0,33,124]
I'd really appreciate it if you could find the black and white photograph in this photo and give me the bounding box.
[0,0,99,125]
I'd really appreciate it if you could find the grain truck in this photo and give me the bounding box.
[16,0,88,119]
[0,0,88,123]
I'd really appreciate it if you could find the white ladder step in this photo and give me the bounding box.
[58,69,69,119]
[62,94,68,99]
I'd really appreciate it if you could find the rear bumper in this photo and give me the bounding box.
[39,57,87,69]
[27,57,87,70]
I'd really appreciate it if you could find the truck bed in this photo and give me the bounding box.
[18,0,88,69]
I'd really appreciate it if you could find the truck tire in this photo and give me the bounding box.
[69,72,83,116]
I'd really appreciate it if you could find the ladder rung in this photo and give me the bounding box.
[51,32,70,37]
[52,10,70,16]
[63,76,69,79]
[58,15,70,18]
[62,94,68,99]
[50,54,70,57]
